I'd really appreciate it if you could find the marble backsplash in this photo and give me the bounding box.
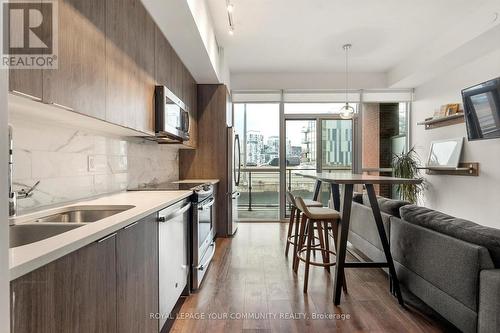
[10,119,179,214]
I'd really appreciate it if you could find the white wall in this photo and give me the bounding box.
[186,0,220,80]
[0,2,10,330]
[230,72,387,90]
[0,85,9,333]
[412,47,500,228]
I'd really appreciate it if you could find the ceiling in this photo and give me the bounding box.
[207,0,491,74]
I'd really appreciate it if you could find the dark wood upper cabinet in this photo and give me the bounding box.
[9,69,43,100]
[10,234,117,333]
[155,26,197,148]
[105,0,155,132]
[171,52,184,101]
[116,214,159,333]
[154,26,174,93]
[8,0,43,99]
[183,75,198,148]
[8,0,197,137]
[42,0,106,119]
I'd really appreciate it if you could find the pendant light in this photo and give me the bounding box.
[340,44,355,119]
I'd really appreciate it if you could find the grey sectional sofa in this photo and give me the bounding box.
[347,195,500,333]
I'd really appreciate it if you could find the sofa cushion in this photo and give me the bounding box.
[361,194,410,218]
[400,205,500,267]
[350,202,391,252]
[391,217,494,314]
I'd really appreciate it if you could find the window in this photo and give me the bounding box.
[234,103,280,167]
[233,103,280,221]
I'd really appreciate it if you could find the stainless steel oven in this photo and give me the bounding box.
[191,184,216,290]
[128,181,216,291]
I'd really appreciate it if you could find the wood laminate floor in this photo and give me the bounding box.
[171,223,454,333]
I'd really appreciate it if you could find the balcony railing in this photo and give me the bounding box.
[237,166,352,220]
[237,168,279,220]
[236,166,396,220]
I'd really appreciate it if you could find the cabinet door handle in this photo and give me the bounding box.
[11,290,15,332]
[194,242,216,271]
[198,198,215,211]
[97,233,116,243]
[123,221,139,230]
[10,90,42,102]
[49,102,75,112]
[158,202,191,222]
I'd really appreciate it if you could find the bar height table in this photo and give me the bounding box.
[295,171,423,306]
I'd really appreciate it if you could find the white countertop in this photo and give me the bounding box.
[9,190,192,281]
[174,179,220,184]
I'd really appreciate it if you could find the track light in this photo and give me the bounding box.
[227,1,235,35]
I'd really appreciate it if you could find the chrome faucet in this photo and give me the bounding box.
[8,125,40,217]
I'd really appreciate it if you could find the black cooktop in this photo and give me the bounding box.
[128,181,214,202]
[128,181,206,191]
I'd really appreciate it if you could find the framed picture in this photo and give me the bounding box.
[434,105,448,118]
[445,103,460,116]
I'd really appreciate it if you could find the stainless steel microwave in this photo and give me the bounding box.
[154,85,190,143]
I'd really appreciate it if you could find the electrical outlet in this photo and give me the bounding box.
[88,155,108,173]
[88,155,96,172]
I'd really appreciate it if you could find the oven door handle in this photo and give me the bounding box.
[158,202,191,222]
[198,197,215,211]
[194,242,216,271]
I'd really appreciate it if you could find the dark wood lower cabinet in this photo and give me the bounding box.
[10,213,161,333]
[116,214,159,333]
[10,234,117,333]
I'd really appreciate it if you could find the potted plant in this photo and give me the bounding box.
[392,147,425,204]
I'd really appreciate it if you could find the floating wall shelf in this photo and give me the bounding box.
[418,162,479,176]
[417,113,465,130]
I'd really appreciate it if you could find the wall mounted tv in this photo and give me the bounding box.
[462,77,500,141]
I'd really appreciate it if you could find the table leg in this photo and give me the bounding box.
[333,184,353,305]
[312,180,321,201]
[330,183,340,211]
[365,184,404,306]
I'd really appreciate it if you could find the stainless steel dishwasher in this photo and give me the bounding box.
[157,199,191,331]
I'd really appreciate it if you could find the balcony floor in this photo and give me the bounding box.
[237,207,280,221]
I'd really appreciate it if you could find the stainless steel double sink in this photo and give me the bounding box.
[10,205,135,248]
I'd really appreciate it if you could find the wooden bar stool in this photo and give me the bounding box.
[285,191,322,259]
[295,196,347,294]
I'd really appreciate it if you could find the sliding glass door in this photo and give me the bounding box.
[283,113,354,216]
[233,101,357,220]
[285,119,319,214]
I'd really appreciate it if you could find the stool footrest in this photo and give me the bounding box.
[297,248,337,267]
[286,235,321,247]
[344,262,388,268]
